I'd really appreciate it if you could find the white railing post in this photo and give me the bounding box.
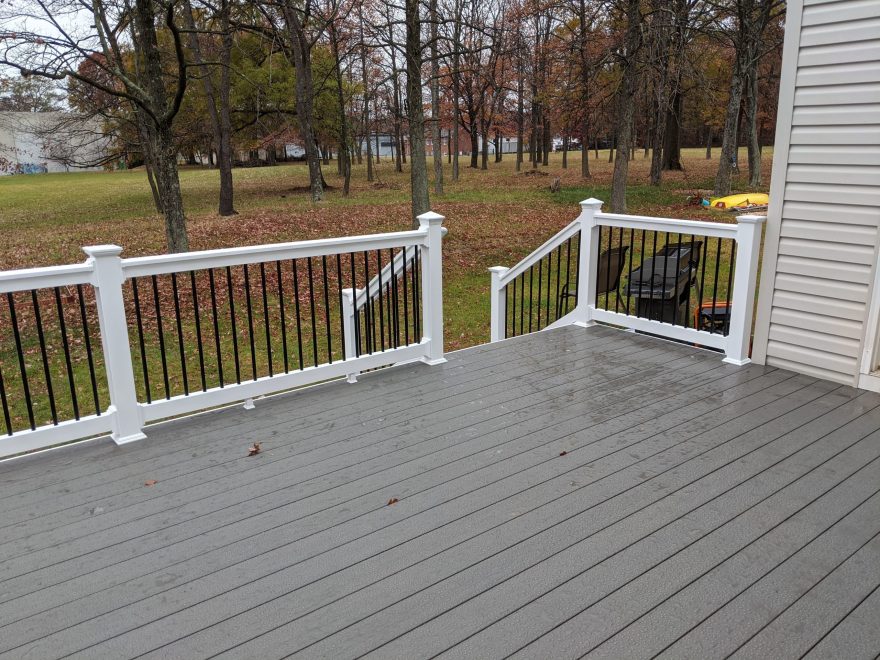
[575,198,604,327]
[418,211,446,365]
[82,245,146,445]
[723,215,767,366]
[341,287,360,383]
[488,266,510,342]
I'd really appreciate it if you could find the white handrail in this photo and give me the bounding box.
[488,199,766,366]
[0,262,94,294]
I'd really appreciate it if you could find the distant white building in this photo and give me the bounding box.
[0,112,109,175]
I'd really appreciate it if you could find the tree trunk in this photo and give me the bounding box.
[746,64,761,187]
[661,89,683,171]
[469,123,479,168]
[714,60,744,196]
[329,23,351,196]
[494,129,502,163]
[282,1,323,202]
[516,57,524,172]
[405,0,430,225]
[705,126,712,159]
[610,0,643,214]
[562,135,568,168]
[154,124,188,252]
[480,128,489,170]
[542,116,551,166]
[429,0,443,195]
[217,0,236,214]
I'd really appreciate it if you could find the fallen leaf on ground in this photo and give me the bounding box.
[387,498,399,506]
[144,479,158,487]
[559,451,568,456]
[247,442,262,456]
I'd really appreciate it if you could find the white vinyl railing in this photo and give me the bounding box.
[489,198,765,365]
[0,211,446,459]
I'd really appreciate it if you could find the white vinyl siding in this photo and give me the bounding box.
[753,0,880,385]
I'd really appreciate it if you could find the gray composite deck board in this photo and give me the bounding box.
[0,325,878,659]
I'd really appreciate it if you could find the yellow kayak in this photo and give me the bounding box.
[706,193,769,210]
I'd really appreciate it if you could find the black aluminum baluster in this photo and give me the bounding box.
[151,275,171,398]
[170,273,189,395]
[276,262,289,373]
[77,285,101,414]
[54,288,79,420]
[573,231,581,307]
[710,237,723,334]
[376,250,386,352]
[625,229,635,315]
[259,263,273,377]
[413,248,421,339]
[647,231,659,322]
[604,224,613,311]
[208,269,224,387]
[307,257,319,367]
[321,255,333,363]
[335,254,345,360]
[7,293,35,429]
[536,253,543,330]
[189,272,207,391]
[528,264,534,333]
[660,232,671,323]
[390,249,400,348]
[401,247,410,346]
[697,233,709,330]
[511,276,517,338]
[563,236,573,315]
[31,291,57,425]
[349,253,361,357]
[225,266,242,384]
[363,251,373,354]
[670,233,682,327]
[0,356,10,434]
[724,240,736,335]
[242,265,258,380]
[131,278,151,402]
[684,234,696,329]
[292,259,305,370]
[554,245,563,320]
[519,272,525,336]
[545,252,552,326]
[614,228,623,314]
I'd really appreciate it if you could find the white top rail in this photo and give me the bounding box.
[594,212,739,239]
[497,218,581,287]
[0,262,95,294]
[122,228,428,279]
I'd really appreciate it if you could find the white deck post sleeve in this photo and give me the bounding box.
[82,245,147,445]
[341,287,360,383]
[575,198,603,327]
[418,211,446,365]
[488,266,510,342]
[723,215,767,366]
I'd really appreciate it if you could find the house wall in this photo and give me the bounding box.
[0,112,107,175]
[752,0,880,386]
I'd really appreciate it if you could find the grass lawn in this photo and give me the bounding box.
[0,147,772,435]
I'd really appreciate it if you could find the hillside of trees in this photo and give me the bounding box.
[0,0,785,252]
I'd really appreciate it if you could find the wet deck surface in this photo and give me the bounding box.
[1,325,879,659]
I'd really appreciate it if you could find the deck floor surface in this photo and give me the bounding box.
[1,325,879,659]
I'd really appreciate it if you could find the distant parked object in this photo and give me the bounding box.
[0,112,109,175]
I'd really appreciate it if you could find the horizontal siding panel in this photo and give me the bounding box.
[787,145,880,166]
[792,104,880,125]
[800,17,880,47]
[785,182,880,207]
[802,0,880,27]
[798,40,880,67]
[795,82,880,106]
[768,324,861,358]
[765,354,854,385]
[771,305,865,338]
[766,341,857,382]
[789,125,880,145]
[782,200,880,225]
[779,219,877,245]
[786,163,880,186]
[777,236,876,265]
[775,254,872,284]
[797,61,880,87]
[772,289,866,321]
